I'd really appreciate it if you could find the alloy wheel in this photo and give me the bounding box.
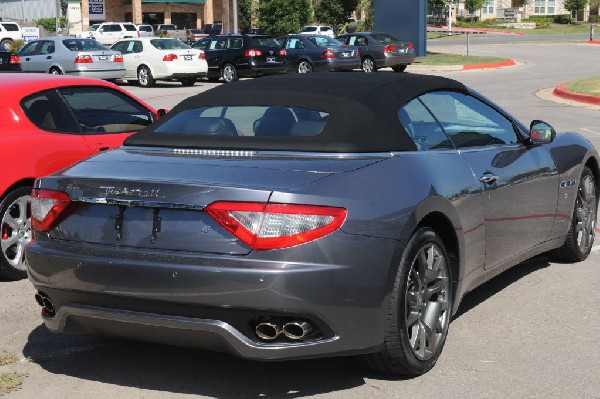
[139,68,149,86]
[575,174,597,254]
[298,61,312,73]
[1,194,31,271]
[362,58,375,73]
[222,65,237,83]
[404,242,450,361]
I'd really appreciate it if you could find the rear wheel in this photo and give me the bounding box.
[361,227,452,375]
[137,65,155,87]
[361,57,376,73]
[49,67,62,75]
[180,77,196,86]
[392,65,407,72]
[550,166,597,262]
[0,39,14,51]
[222,64,238,83]
[297,60,313,73]
[0,186,32,280]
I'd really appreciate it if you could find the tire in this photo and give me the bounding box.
[361,57,376,73]
[0,39,14,51]
[137,65,155,87]
[207,75,220,82]
[180,77,196,86]
[361,227,453,375]
[550,166,598,262]
[392,65,407,73]
[297,60,313,73]
[0,186,32,280]
[221,64,238,83]
[49,67,62,75]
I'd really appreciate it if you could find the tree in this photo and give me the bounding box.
[315,0,346,28]
[357,0,374,31]
[238,0,252,33]
[564,0,588,21]
[464,0,484,19]
[258,0,313,36]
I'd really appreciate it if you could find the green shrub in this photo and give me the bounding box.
[553,14,571,23]
[590,15,600,23]
[535,21,551,28]
[35,17,68,32]
[11,39,25,52]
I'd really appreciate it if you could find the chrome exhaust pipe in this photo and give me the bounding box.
[42,297,55,314]
[35,292,55,316]
[282,321,312,340]
[34,293,44,307]
[255,322,281,341]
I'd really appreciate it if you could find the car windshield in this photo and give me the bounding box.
[151,39,191,50]
[124,25,137,31]
[88,24,101,31]
[154,106,329,137]
[62,39,109,51]
[307,36,343,47]
[371,33,400,43]
[301,27,318,32]
[249,37,280,47]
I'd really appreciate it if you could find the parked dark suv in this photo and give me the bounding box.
[193,34,287,83]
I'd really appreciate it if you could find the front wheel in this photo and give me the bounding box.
[361,227,453,375]
[137,65,155,87]
[221,64,238,83]
[297,60,313,73]
[0,186,32,280]
[361,57,376,73]
[550,166,597,262]
[49,67,62,75]
[0,39,14,51]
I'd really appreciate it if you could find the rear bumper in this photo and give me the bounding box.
[379,53,415,68]
[66,68,126,79]
[313,58,361,72]
[27,235,397,360]
[236,62,287,77]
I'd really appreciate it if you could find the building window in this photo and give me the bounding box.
[547,0,555,14]
[482,0,494,14]
[534,0,546,14]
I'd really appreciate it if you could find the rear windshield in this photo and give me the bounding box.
[138,25,153,32]
[372,33,399,43]
[188,29,202,34]
[124,24,137,31]
[62,38,109,51]
[1,23,19,32]
[307,36,343,47]
[154,106,329,137]
[249,37,280,48]
[151,39,191,50]
[301,27,317,32]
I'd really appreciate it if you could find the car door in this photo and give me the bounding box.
[283,36,303,68]
[342,34,369,57]
[34,40,56,73]
[17,40,40,72]
[112,40,140,79]
[203,36,229,75]
[419,91,559,269]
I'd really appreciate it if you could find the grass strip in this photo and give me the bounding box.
[0,372,22,395]
[563,76,600,96]
[415,52,508,65]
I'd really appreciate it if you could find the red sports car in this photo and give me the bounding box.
[0,73,158,280]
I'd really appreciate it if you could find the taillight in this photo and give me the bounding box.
[245,49,262,57]
[9,55,20,64]
[163,53,178,61]
[114,54,123,62]
[31,189,71,232]
[74,55,93,63]
[383,45,398,54]
[199,52,206,60]
[205,202,347,250]
[279,48,286,56]
[407,43,415,50]
[321,48,336,59]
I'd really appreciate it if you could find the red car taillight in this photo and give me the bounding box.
[9,55,20,64]
[407,43,415,50]
[205,202,347,250]
[199,52,206,60]
[163,53,178,61]
[383,45,398,54]
[279,48,286,56]
[31,189,71,232]
[321,48,336,59]
[114,54,124,62]
[74,55,93,63]
[245,49,262,57]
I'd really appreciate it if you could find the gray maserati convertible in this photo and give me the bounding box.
[26,73,598,375]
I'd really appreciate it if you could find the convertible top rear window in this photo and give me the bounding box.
[155,106,328,137]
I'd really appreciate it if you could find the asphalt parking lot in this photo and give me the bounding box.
[1,39,599,398]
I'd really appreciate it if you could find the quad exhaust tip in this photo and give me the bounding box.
[255,320,313,341]
[34,292,55,317]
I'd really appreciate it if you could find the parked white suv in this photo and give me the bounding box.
[299,25,334,38]
[76,23,101,39]
[93,22,138,45]
[0,22,23,51]
[136,24,154,37]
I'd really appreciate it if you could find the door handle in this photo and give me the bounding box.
[480,173,499,184]
[46,56,52,59]
[25,57,30,61]
[97,147,109,152]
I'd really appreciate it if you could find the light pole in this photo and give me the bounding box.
[232,0,238,33]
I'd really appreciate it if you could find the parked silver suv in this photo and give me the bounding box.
[93,22,138,45]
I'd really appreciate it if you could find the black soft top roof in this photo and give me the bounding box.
[125,73,467,152]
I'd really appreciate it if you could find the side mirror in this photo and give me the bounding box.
[528,120,555,145]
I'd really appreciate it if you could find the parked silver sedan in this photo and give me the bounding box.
[18,37,125,80]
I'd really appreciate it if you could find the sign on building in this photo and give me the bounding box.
[89,0,106,21]
[22,27,40,42]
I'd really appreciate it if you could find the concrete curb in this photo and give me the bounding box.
[462,59,516,70]
[553,84,600,106]
[428,25,525,35]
